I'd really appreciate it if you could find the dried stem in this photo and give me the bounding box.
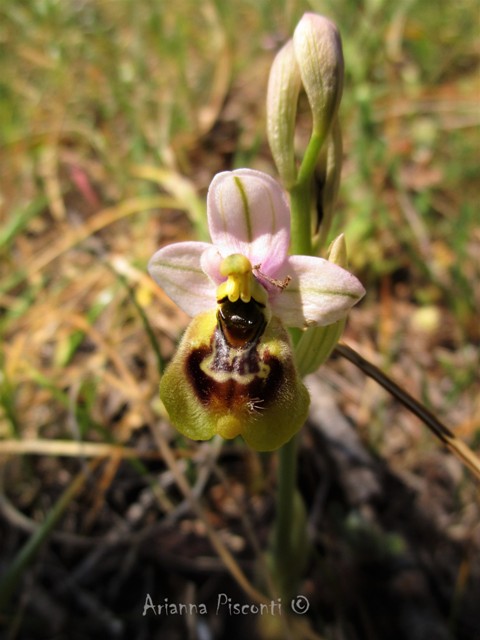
[335,342,480,481]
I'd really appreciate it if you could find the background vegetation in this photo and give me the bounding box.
[0,0,478,639]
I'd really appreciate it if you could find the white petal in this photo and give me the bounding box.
[148,241,216,316]
[271,255,365,327]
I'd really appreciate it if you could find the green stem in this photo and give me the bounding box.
[274,420,299,557]
[271,132,327,599]
[289,184,312,256]
[288,129,327,258]
[297,129,325,187]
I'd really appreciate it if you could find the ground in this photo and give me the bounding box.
[0,1,479,639]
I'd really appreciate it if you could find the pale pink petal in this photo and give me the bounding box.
[271,255,365,327]
[207,169,290,276]
[200,245,224,285]
[148,241,216,316]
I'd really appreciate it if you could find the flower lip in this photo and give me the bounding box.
[148,168,365,329]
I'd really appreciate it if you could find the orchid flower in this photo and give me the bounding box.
[149,168,365,451]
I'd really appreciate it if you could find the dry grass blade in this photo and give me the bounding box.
[196,1,232,133]
[151,428,324,639]
[131,165,208,237]
[19,195,179,285]
[0,439,164,460]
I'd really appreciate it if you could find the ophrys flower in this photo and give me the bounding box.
[149,169,364,450]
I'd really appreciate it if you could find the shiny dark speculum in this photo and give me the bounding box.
[217,297,266,347]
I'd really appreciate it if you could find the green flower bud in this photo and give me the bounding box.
[326,232,348,268]
[293,13,344,141]
[266,40,302,188]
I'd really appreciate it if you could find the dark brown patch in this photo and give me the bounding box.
[245,352,284,407]
[186,345,214,405]
[185,330,285,413]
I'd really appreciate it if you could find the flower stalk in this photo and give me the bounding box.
[267,12,349,602]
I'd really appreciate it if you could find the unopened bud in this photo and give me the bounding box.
[266,40,302,188]
[293,13,344,140]
[327,232,348,267]
[295,320,344,376]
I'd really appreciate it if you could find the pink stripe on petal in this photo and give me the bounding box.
[207,169,290,275]
[148,241,217,316]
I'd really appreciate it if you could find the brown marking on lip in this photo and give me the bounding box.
[186,345,214,405]
[185,333,285,414]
